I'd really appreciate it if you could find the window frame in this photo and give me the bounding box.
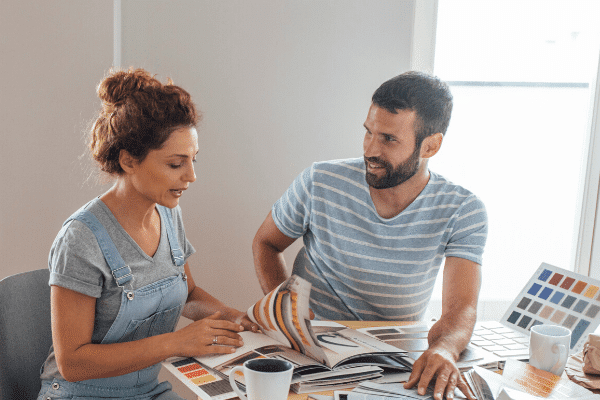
[581,56,600,277]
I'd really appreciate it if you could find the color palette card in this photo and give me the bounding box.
[501,262,600,353]
[162,357,236,400]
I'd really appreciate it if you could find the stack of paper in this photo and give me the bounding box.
[292,365,383,394]
[346,381,435,400]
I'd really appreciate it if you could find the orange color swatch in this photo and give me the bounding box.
[572,281,587,294]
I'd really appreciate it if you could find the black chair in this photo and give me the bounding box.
[0,269,52,400]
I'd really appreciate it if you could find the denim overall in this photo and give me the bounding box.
[38,204,188,400]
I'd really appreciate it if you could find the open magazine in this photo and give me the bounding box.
[163,275,410,399]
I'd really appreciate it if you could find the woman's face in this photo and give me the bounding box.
[128,126,199,208]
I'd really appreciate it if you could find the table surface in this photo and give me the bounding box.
[219,321,412,400]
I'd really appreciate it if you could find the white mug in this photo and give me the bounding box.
[228,358,294,400]
[529,324,571,376]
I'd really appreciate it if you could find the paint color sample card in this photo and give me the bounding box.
[162,357,236,400]
[501,262,600,353]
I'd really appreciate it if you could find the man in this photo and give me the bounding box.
[253,71,487,400]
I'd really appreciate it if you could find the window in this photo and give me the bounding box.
[427,0,600,319]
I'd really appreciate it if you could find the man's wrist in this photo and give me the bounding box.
[427,341,462,362]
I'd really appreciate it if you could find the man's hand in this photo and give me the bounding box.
[403,345,475,400]
[404,257,481,399]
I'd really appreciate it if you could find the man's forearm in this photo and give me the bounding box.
[252,212,297,294]
[252,242,289,294]
[427,304,477,360]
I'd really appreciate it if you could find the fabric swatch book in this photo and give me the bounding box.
[163,275,410,400]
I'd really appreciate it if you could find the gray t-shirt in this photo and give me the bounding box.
[40,198,195,381]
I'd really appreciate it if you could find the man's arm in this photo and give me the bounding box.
[404,256,481,400]
[252,211,297,294]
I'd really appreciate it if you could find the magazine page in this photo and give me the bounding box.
[355,323,500,371]
[162,330,322,400]
[203,331,329,377]
[464,367,497,400]
[311,321,407,368]
[354,323,430,365]
[248,275,328,365]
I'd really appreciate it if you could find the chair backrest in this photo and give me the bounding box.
[0,269,51,400]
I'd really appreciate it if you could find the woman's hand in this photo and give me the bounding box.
[230,310,260,333]
[182,263,260,334]
[174,311,246,357]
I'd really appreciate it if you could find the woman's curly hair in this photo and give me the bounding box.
[89,67,200,174]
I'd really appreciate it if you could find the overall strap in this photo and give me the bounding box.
[65,209,133,287]
[156,205,185,267]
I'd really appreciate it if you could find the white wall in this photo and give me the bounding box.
[0,0,114,280]
[1,0,416,300]
[119,0,416,310]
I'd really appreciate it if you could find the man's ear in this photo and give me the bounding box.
[420,133,443,159]
[119,149,137,174]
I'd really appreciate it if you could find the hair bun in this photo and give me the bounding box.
[97,67,160,106]
[89,67,198,175]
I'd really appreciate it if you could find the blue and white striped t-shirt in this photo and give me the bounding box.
[271,158,488,322]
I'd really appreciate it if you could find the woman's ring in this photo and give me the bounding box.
[213,336,218,344]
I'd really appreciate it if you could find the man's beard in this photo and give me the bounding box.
[364,146,420,189]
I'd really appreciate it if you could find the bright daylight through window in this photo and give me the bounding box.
[429,0,600,318]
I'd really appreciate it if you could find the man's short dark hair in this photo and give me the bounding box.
[372,71,453,147]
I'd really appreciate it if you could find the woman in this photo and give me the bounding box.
[38,68,258,400]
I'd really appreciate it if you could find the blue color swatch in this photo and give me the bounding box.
[549,291,565,304]
[539,287,553,300]
[538,269,552,282]
[530,320,543,330]
[507,311,521,324]
[574,300,590,313]
[528,283,542,296]
[571,319,591,349]
[518,315,532,329]
[562,295,577,309]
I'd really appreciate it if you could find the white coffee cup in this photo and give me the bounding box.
[529,324,571,376]
[229,358,294,400]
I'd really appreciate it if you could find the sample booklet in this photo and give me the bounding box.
[163,275,410,400]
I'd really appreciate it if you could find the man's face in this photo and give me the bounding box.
[363,105,421,189]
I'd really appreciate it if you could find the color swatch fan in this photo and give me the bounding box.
[501,262,600,353]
